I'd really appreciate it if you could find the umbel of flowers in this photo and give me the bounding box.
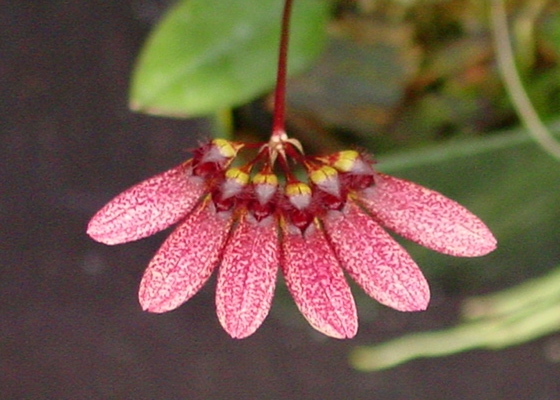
[88,0,496,339]
[87,135,496,339]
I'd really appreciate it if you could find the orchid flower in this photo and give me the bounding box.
[88,137,496,338]
[87,0,496,339]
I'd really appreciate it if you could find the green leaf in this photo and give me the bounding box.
[130,0,330,117]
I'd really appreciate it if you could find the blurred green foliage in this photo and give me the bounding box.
[351,263,560,371]
[287,0,560,153]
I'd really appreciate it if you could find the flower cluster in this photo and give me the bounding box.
[87,135,496,339]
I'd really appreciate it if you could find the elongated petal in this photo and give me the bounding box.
[139,198,233,313]
[87,160,205,245]
[323,202,429,311]
[217,213,279,339]
[281,221,357,339]
[358,173,497,256]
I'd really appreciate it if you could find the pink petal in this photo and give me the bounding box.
[138,198,233,313]
[358,173,497,257]
[216,213,279,339]
[87,160,205,245]
[281,220,357,339]
[323,201,429,311]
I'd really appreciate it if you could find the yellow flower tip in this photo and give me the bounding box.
[253,172,279,206]
[225,167,250,185]
[318,150,373,176]
[285,182,312,197]
[285,182,313,211]
[331,150,361,172]
[212,139,244,158]
[309,165,338,186]
[252,172,279,186]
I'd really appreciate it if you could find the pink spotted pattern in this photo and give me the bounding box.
[138,198,233,313]
[87,160,205,245]
[87,139,497,339]
[323,201,429,311]
[216,213,279,339]
[281,220,358,339]
[358,173,497,257]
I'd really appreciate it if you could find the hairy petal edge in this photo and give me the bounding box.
[358,173,497,257]
[87,160,206,245]
[138,198,233,313]
[217,213,279,339]
[281,220,358,339]
[323,202,429,311]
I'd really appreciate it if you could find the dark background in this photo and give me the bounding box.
[1,1,559,399]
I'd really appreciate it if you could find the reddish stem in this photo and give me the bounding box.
[271,0,293,139]
[277,153,297,182]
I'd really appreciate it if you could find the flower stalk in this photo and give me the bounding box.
[271,0,293,140]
